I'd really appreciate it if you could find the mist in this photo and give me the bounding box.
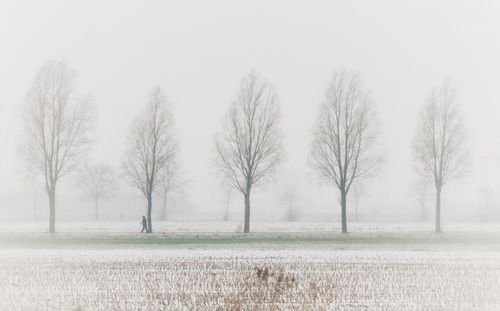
[1,1,499,226]
[2,1,500,310]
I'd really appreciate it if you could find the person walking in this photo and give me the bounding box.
[140,215,148,233]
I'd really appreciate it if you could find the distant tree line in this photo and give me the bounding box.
[21,60,468,234]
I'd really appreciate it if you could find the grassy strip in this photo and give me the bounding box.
[1,232,500,250]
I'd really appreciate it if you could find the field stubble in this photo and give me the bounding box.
[0,249,499,310]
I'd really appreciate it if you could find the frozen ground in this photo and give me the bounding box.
[1,222,499,309]
[1,220,499,233]
[0,248,499,310]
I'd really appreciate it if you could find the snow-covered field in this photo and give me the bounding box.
[0,248,499,310]
[1,220,499,233]
[1,222,499,309]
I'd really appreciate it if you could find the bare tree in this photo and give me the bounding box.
[78,164,117,221]
[215,71,283,233]
[414,79,468,233]
[122,87,177,233]
[157,158,183,221]
[310,71,380,233]
[22,60,93,233]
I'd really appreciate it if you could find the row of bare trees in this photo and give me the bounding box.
[22,61,180,233]
[215,72,468,234]
[22,60,467,234]
[215,71,383,234]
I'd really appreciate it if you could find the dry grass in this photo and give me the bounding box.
[0,249,499,310]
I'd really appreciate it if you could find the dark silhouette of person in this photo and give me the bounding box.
[140,216,148,233]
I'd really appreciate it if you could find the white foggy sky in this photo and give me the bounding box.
[1,0,500,221]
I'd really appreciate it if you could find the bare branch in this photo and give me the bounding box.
[22,60,93,233]
[122,87,177,232]
[309,71,381,233]
[78,163,117,203]
[215,71,283,233]
[413,79,468,233]
[414,79,468,189]
[310,71,380,194]
[215,71,283,196]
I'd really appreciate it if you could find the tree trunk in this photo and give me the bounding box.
[435,186,442,233]
[147,195,153,233]
[95,199,99,221]
[244,191,250,233]
[48,187,56,234]
[341,190,347,233]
